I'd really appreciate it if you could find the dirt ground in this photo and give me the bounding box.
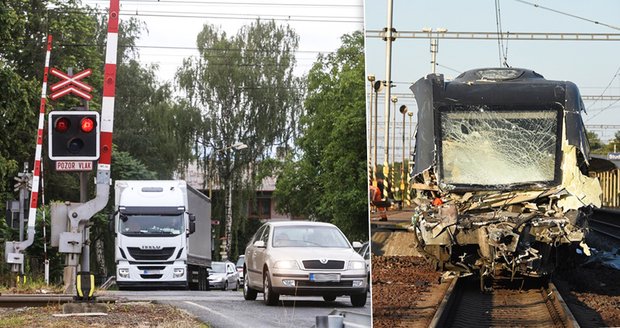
[555,257,620,327]
[371,256,446,328]
[0,302,207,328]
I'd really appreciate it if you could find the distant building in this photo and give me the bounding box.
[174,161,302,221]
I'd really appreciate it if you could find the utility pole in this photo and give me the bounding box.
[382,0,395,199]
[373,80,383,188]
[400,105,408,205]
[367,74,375,185]
[391,96,397,196]
[218,142,248,261]
[422,28,448,74]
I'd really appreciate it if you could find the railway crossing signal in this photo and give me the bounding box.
[48,111,100,161]
[49,68,93,101]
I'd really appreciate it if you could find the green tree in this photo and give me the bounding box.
[275,31,368,241]
[587,130,606,154]
[176,19,304,259]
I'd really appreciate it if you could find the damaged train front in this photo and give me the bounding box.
[408,68,602,289]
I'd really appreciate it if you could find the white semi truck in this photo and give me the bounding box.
[112,180,211,290]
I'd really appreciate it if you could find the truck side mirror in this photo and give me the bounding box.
[188,214,196,235]
[108,213,116,236]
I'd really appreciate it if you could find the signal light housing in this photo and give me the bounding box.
[48,111,100,161]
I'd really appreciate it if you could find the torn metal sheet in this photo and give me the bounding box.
[409,68,601,287]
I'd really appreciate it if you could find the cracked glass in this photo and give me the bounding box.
[439,108,559,186]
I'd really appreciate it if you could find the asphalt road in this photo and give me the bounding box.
[104,289,371,328]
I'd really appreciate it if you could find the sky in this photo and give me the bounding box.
[364,0,620,163]
[81,0,364,84]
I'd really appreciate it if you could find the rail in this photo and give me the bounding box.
[429,276,579,328]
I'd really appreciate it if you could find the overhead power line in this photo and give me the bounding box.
[83,0,362,8]
[51,8,362,23]
[366,30,620,41]
[56,43,335,55]
[513,0,620,31]
[587,65,620,110]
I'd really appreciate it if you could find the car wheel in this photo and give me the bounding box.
[222,281,228,291]
[233,279,240,291]
[323,295,337,302]
[243,274,258,300]
[263,270,280,306]
[350,292,367,307]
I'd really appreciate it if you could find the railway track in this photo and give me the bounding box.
[590,209,620,242]
[0,294,119,307]
[429,276,579,328]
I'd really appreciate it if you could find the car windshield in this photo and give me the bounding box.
[119,214,183,236]
[272,226,350,248]
[439,108,559,186]
[209,262,226,273]
[236,257,244,268]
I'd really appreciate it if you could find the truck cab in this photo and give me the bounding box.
[113,180,210,290]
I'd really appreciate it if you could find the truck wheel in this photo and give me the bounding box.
[263,270,280,306]
[243,273,257,300]
[222,281,228,291]
[233,279,240,291]
[350,292,367,307]
[323,295,336,302]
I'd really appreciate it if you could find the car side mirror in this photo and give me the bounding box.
[253,240,265,248]
[352,241,363,249]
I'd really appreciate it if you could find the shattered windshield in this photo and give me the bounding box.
[438,108,559,186]
[120,214,184,236]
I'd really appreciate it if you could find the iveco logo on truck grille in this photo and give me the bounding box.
[140,245,163,250]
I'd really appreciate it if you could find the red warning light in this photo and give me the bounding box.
[55,117,70,133]
[80,117,95,133]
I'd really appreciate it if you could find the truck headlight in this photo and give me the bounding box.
[118,268,129,278]
[274,260,299,269]
[348,261,366,270]
[173,268,185,278]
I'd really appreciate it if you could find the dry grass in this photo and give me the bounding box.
[0,302,209,328]
[0,279,64,294]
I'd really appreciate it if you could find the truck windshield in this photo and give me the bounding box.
[438,108,559,186]
[120,214,184,236]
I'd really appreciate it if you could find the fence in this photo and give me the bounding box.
[592,169,620,208]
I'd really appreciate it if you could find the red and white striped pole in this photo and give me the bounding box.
[15,35,53,257]
[98,0,119,174]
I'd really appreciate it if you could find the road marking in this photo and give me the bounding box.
[184,301,248,327]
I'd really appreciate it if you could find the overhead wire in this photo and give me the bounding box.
[82,0,362,8]
[494,0,509,67]
[586,65,620,111]
[513,0,620,31]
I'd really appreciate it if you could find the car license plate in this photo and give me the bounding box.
[143,270,161,275]
[309,273,340,282]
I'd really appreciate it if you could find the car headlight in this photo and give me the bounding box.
[209,277,224,282]
[274,260,299,269]
[348,260,366,270]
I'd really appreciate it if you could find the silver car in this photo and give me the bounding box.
[242,221,368,307]
[208,261,240,291]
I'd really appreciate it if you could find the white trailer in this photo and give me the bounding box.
[113,180,211,290]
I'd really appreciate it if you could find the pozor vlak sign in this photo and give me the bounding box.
[48,111,100,161]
